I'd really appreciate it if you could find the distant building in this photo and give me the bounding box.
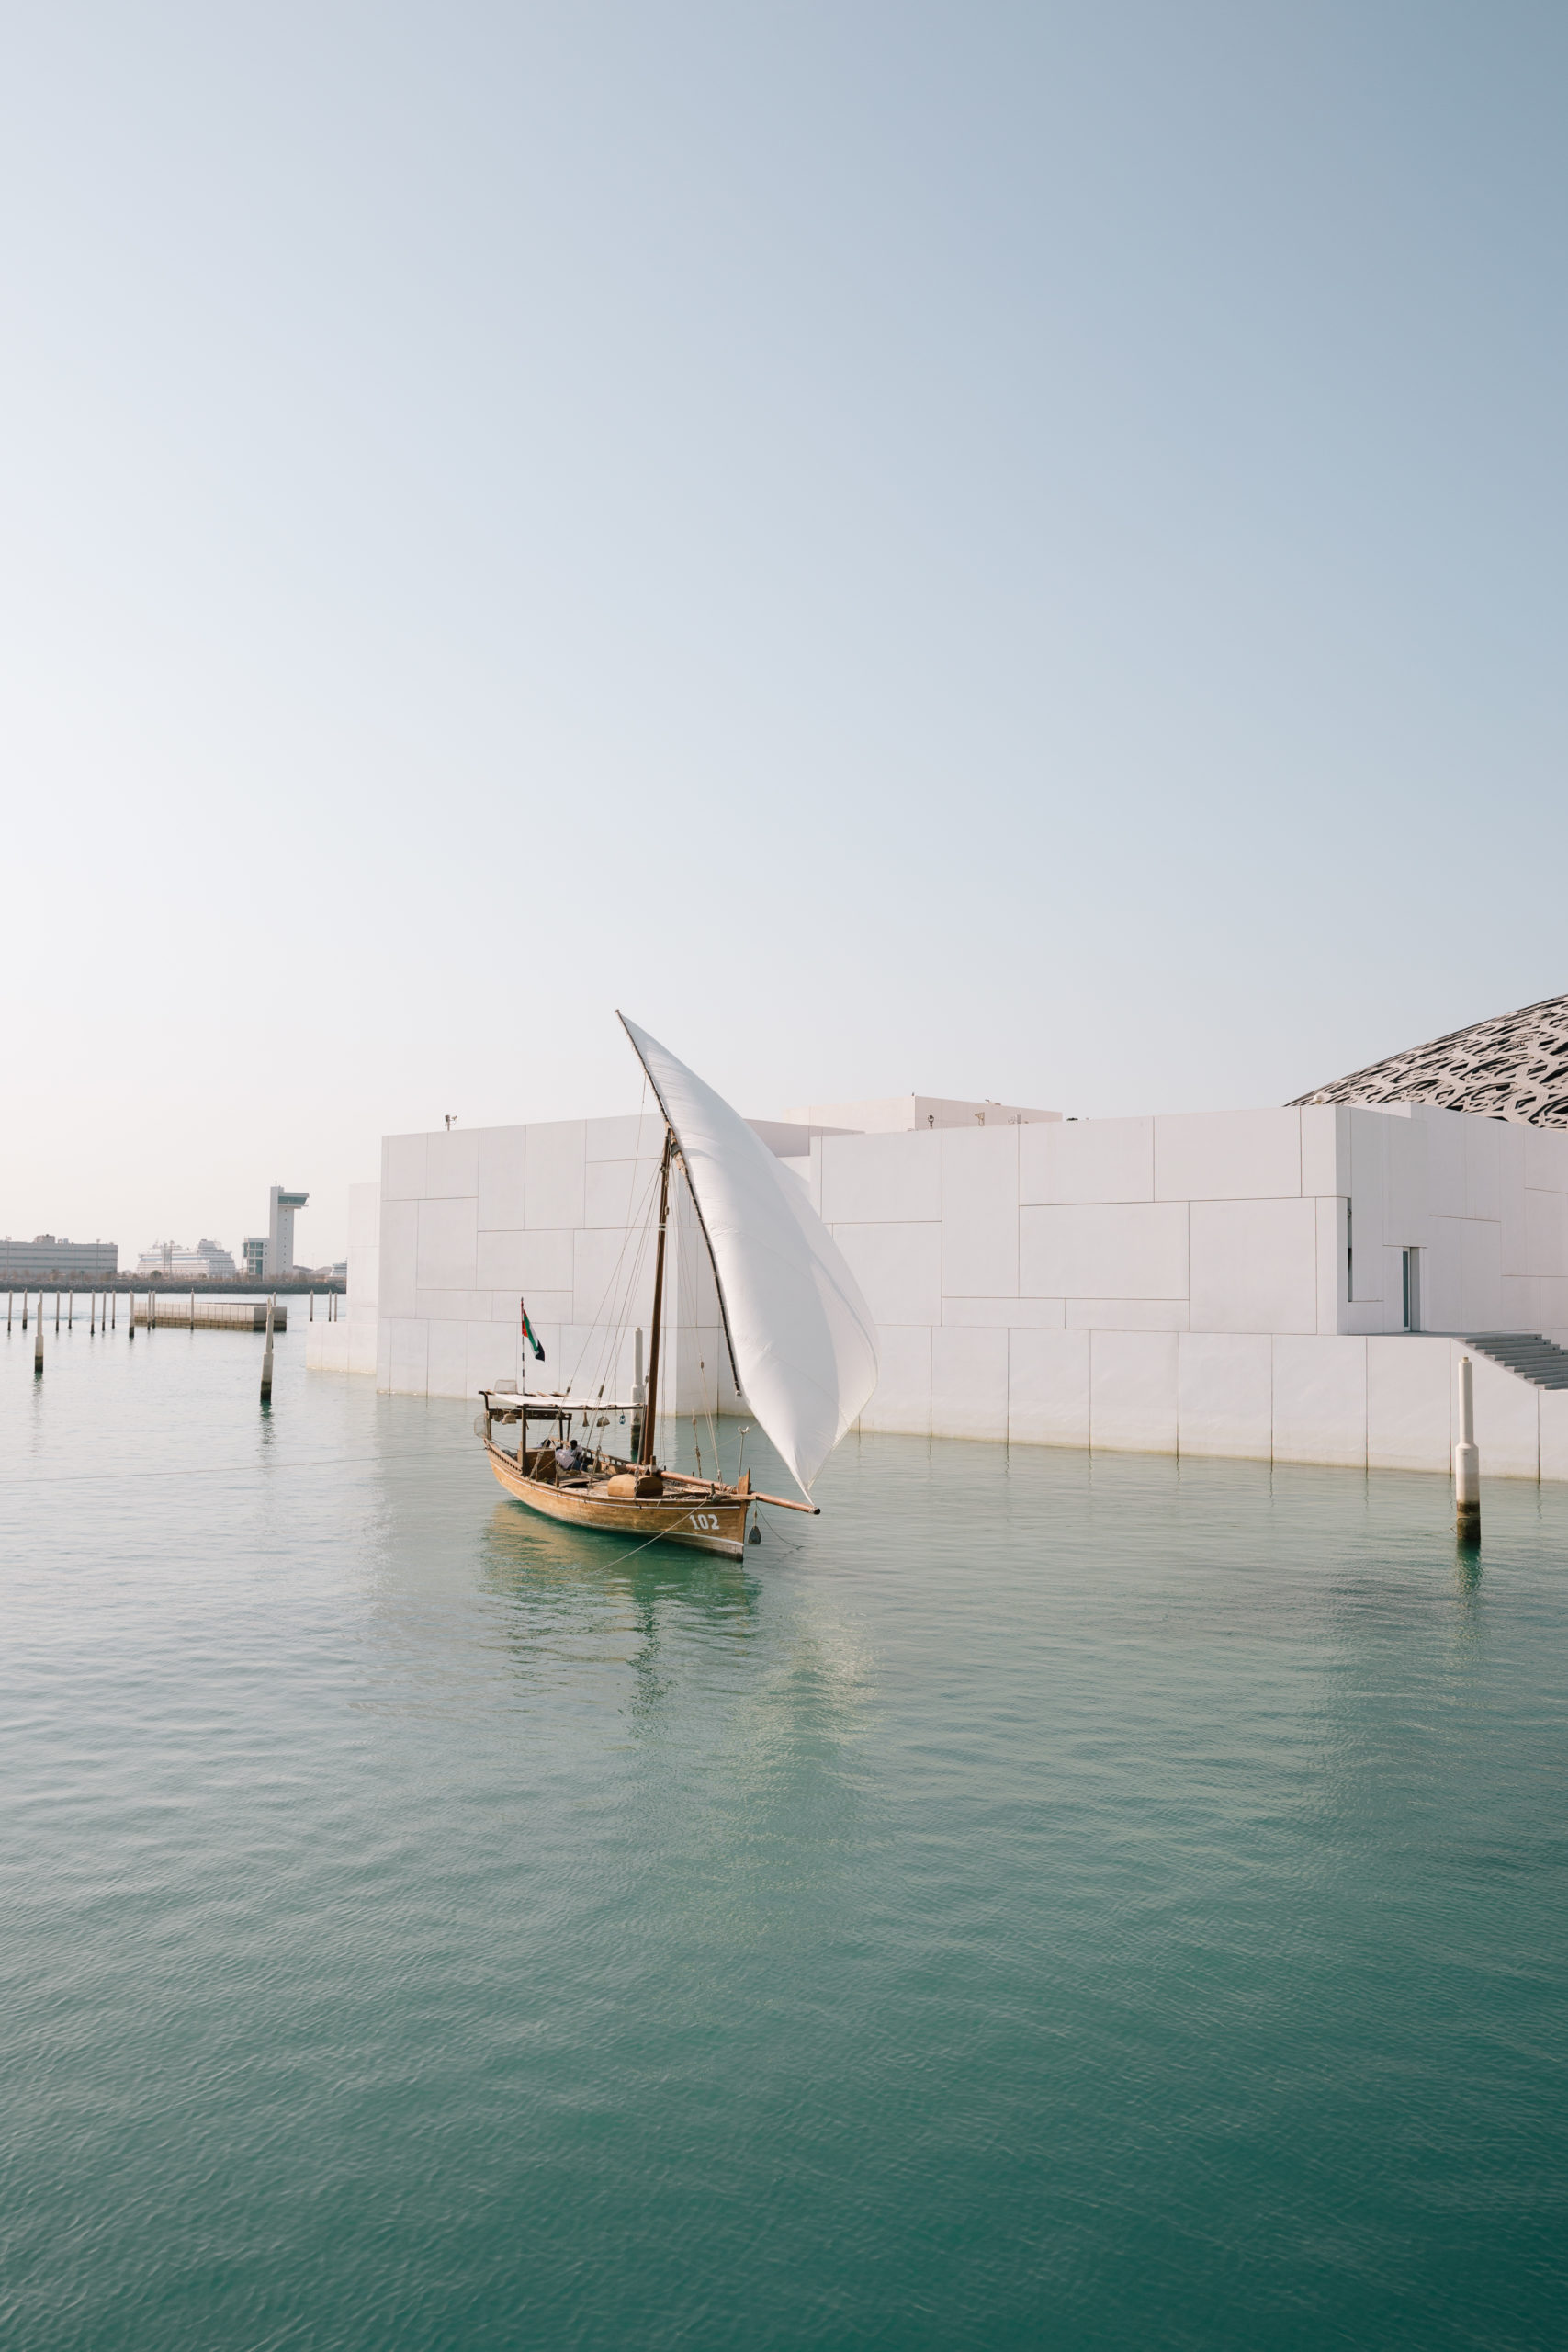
[135,1239,238,1280]
[266,1186,309,1277]
[0,1235,118,1279]
[243,1237,266,1280]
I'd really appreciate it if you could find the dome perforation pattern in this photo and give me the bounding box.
[1291,992,1568,1129]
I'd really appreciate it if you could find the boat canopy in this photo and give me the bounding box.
[481,1390,642,1412]
[618,1014,879,1498]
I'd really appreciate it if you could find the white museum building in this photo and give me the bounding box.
[310,993,1568,1482]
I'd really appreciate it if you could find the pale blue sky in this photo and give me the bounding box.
[5,3,1565,1261]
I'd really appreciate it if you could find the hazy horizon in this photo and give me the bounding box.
[6,3,1565,1264]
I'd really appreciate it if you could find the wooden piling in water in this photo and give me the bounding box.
[34,1296,43,1376]
[1455,1355,1481,1544]
[54,1291,60,1331]
[260,1295,276,1404]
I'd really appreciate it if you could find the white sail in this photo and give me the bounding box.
[619,1015,879,1498]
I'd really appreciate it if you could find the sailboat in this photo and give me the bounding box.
[476,1014,880,1557]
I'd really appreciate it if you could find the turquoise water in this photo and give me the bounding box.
[5,1320,1568,2349]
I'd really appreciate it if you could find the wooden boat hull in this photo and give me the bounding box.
[483,1441,752,1557]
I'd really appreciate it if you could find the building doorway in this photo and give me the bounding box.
[1402,1247,1421,1332]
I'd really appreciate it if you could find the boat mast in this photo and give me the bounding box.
[638,1128,674,1466]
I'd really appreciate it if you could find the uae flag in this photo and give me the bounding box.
[520,1301,546,1363]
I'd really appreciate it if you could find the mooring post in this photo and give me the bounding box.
[91,1292,96,1334]
[130,1290,136,1341]
[6,1292,11,1332]
[34,1296,43,1377]
[310,1288,314,1322]
[54,1291,60,1332]
[68,1288,73,1329]
[112,1289,118,1330]
[260,1295,275,1405]
[1455,1354,1481,1543]
[190,1287,196,1330]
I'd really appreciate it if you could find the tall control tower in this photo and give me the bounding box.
[265,1186,309,1278]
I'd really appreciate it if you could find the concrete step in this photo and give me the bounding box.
[1463,1333,1568,1390]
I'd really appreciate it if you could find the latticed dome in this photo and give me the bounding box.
[1291,992,1568,1128]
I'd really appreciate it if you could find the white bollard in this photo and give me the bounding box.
[1455,1355,1480,1541]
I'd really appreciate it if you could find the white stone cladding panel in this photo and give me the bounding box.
[415,1287,488,1325]
[1367,1338,1450,1473]
[1155,1109,1301,1201]
[1189,1198,1318,1335]
[377,1317,392,1390]
[424,1129,479,1201]
[425,1320,468,1398]
[346,1304,378,1374]
[502,1285,570,1325]
[574,1227,654,1331]
[857,1326,931,1435]
[1425,1111,1466,1219]
[584,1157,660,1231]
[1022,1118,1152,1205]
[383,1133,429,1202]
[586,1113,665,1161]
[1501,1154,1529,1274]
[416,1197,478,1292]
[943,1296,1065,1328]
[942,1128,1018,1299]
[831,1223,942,1326]
[1500,1278,1540,1329]
[1008,1329,1090,1447]
[305,1319,351,1372]
[1460,1220,1502,1329]
[1178,1334,1271,1460]
[1090,1331,1179,1453]
[1464,1116,1503,1222]
[525,1123,587,1230]
[1383,1115,1430,1250]
[378,1198,419,1320]
[389,1317,429,1395]
[1527,1189,1568,1279]
[1348,1112,1386,1299]
[476,1230,526,1289]
[1021,1203,1189,1301]
[467,1320,515,1396]
[1526,1126,1568,1192]
[1065,1298,1189,1329]
[477,1127,526,1231]
[1540,1391,1568,1483]
[1422,1227,1461,1334]
[820,1131,942,1224]
[931,1328,1010,1440]
[1300,1105,1345,1198]
[1272,1337,1366,1467]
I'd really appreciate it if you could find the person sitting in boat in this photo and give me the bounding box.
[554,1436,588,1476]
